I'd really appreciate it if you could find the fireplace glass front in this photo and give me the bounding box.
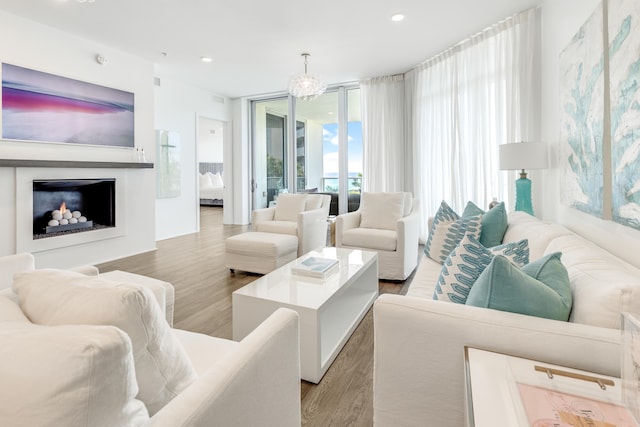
[33,179,116,239]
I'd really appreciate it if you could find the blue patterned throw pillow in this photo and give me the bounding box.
[425,201,481,264]
[433,234,529,304]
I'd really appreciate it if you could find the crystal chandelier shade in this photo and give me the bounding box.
[288,53,327,100]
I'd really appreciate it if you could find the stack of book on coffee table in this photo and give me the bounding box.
[291,256,339,279]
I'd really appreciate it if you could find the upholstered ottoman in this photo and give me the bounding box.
[99,270,175,327]
[225,232,298,274]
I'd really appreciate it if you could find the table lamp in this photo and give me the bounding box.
[499,142,548,216]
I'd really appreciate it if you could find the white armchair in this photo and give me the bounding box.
[0,253,302,427]
[252,193,331,256]
[336,192,420,280]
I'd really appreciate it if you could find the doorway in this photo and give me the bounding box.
[197,117,225,224]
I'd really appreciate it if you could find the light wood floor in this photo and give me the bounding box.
[98,207,412,426]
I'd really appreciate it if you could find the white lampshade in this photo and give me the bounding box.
[499,142,548,170]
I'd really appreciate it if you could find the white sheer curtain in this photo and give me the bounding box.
[410,8,539,240]
[360,75,407,192]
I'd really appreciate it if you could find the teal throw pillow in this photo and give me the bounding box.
[433,234,529,304]
[461,201,508,248]
[425,202,481,264]
[462,201,484,217]
[478,202,508,247]
[465,252,572,321]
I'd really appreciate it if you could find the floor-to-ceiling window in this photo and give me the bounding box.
[251,86,361,214]
[296,91,338,195]
[266,113,286,204]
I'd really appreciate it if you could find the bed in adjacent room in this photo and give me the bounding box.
[199,162,224,206]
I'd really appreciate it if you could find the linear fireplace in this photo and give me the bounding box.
[32,179,116,239]
[16,168,127,254]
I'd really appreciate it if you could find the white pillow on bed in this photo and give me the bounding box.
[210,172,224,188]
[199,173,212,189]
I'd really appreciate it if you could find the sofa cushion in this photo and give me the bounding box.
[0,322,149,427]
[341,227,398,251]
[360,192,405,231]
[466,252,572,321]
[12,269,197,416]
[433,234,529,304]
[502,211,572,259]
[545,234,640,329]
[461,201,508,247]
[173,329,239,375]
[425,201,481,264]
[274,193,307,222]
[254,220,298,236]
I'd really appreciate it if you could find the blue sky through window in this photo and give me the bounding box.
[322,122,362,177]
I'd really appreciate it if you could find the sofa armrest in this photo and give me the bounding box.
[298,208,329,255]
[70,265,99,276]
[396,201,420,267]
[335,211,361,247]
[148,308,301,427]
[373,294,621,427]
[251,207,276,225]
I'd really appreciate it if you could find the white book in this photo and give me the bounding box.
[291,256,339,279]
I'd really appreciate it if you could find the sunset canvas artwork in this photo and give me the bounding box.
[1,63,134,147]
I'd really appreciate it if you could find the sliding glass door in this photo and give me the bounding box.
[251,87,361,214]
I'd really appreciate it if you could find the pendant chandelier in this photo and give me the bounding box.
[288,53,327,100]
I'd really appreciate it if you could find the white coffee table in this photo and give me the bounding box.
[232,247,378,383]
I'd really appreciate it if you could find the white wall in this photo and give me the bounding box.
[198,117,224,163]
[230,98,251,225]
[0,10,156,268]
[540,0,640,268]
[153,75,232,239]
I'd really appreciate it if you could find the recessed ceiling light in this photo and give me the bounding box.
[201,56,213,63]
[391,13,405,22]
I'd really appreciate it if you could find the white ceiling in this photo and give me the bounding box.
[0,0,541,99]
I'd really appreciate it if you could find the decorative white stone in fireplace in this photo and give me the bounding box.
[16,168,127,253]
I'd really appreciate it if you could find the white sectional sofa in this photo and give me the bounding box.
[0,253,301,427]
[373,212,640,426]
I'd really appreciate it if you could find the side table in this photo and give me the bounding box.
[464,347,637,426]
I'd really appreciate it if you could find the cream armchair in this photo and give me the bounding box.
[336,192,420,280]
[252,193,331,256]
[0,253,301,427]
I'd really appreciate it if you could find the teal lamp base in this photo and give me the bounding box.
[514,174,534,216]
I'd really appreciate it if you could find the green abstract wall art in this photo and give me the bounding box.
[609,0,640,229]
[560,0,640,231]
[560,3,605,217]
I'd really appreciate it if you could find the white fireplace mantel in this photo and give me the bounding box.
[0,159,153,169]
